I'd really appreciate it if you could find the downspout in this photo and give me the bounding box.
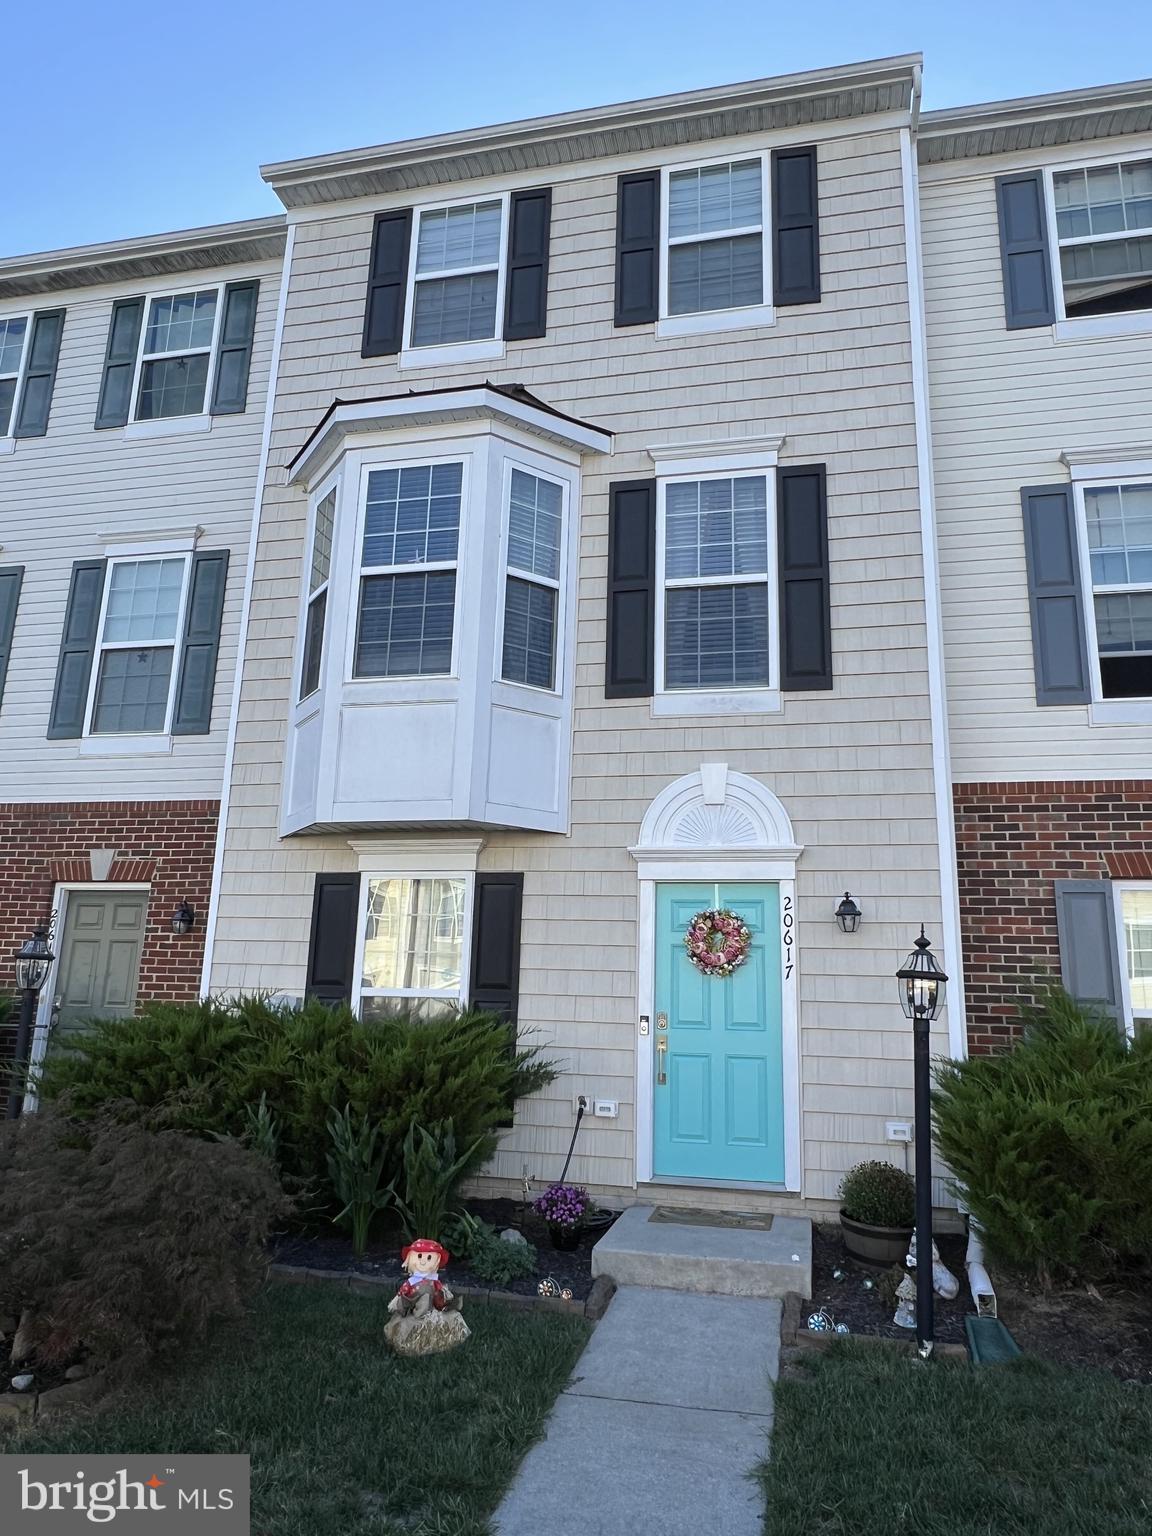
[966,1221,998,1316]
[199,222,297,996]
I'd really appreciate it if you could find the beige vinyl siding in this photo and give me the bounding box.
[211,127,951,1208]
[921,141,1152,781]
[0,260,280,802]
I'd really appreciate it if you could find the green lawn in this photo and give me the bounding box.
[759,1343,1152,1536]
[4,1284,589,1536]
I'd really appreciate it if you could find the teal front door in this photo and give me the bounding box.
[654,882,785,1183]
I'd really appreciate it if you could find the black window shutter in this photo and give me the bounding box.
[771,146,820,305]
[615,172,660,326]
[469,872,524,1027]
[47,558,107,738]
[362,210,413,357]
[1021,484,1090,705]
[777,464,832,690]
[606,479,656,698]
[172,549,230,735]
[996,172,1056,329]
[94,298,144,428]
[1055,879,1122,1023]
[14,309,65,438]
[305,873,360,1005]
[210,280,259,416]
[504,188,552,341]
[0,566,24,713]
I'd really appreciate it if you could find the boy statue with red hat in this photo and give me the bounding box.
[385,1238,470,1355]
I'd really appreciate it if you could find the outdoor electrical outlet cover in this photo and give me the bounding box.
[885,1120,913,1142]
[593,1099,619,1118]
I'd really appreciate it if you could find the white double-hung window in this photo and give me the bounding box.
[1117,885,1152,1036]
[87,556,190,735]
[134,288,222,420]
[1079,479,1152,700]
[660,157,772,336]
[1050,156,1152,323]
[0,315,30,436]
[500,467,564,691]
[300,486,336,699]
[358,874,469,1023]
[406,198,506,358]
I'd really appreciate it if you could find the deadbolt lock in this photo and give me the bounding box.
[656,1012,668,1030]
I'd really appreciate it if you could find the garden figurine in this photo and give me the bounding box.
[385,1238,470,1355]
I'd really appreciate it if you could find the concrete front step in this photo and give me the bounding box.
[592,1204,812,1298]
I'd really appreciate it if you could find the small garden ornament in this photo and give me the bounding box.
[906,1233,961,1300]
[385,1239,470,1356]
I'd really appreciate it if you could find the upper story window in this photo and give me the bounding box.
[410,201,504,348]
[657,156,773,338]
[353,461,463,678]
[1052,157,1152,320]
[1082,479,1152,698]
[359,874,468,1023]
[501,468,564,690]
[300,487,335,700]
[88,555,190,734]
[0,315,30,435]
[135,289,220,419]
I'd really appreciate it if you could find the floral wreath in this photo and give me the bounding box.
[684,909,753,978]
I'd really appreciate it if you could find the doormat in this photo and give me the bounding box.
[649,1207,775,1231]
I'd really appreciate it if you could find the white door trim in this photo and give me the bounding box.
[24,882,151,1111]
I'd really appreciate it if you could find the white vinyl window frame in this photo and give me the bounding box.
[494,455,569,695]
[352,868,475,1019]
[82,550,193,744]
[398,190,511,371]
[657,151,774,340]
[1112,880,1152,1040]
[1043,148,1152,342]
[652,455,781,717]
[126,283,226,426]
[346,451,470,685]
[297,476,339,702]
[1071,473,1152,721]
[0,311,33,444]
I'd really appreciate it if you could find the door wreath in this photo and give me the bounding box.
[684,909,753,978]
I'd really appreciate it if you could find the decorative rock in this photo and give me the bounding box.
[384,1309,471,1356]
[831,1267,846,1282]
[500,1228,530,1246]
[64,1364,89,1381]
[0,1392,35,1421]
[37,1373,107,1416]
[11,1309,36,1366]
[11,1373,34,1392]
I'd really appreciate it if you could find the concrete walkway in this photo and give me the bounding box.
[494,1287,780,1536]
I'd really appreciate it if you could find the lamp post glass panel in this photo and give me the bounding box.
[6,927,54,1120]
[896,927,947,1357]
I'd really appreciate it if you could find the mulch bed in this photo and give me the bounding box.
[995,1272,1152,1384]
[802,1222,970,1345]
[271,1198,610,1302]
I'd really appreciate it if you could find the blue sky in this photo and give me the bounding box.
[9,0,1152,255]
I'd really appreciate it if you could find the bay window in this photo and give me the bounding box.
[501,467,564,690]
[300,486,335,699]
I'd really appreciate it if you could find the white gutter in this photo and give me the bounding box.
[198,223,296,997]
[899,124,968,1060]
[911,62,922,135]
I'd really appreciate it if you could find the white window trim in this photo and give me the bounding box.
[656,151,774,340]
[297,474,339,703]
[346,450,471,685]
[1042,149,1152,343]
[351,867,476,1019]
[0,311,33,442]
[126,283,226,425]
[494,455,569,696]
[653,454,781,717]
[397,190,510,370]
[1071,473,1152,719]
[82,552,192,741]
[1111,880,1152,1040]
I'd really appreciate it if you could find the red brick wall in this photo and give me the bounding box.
[953,781,1152,1053]
[0,800,218,1105]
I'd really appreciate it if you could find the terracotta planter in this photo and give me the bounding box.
[548,1223,581,1251]
[839,1211,913,1267]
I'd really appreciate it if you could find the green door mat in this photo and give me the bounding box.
[966,1315,1022,1364]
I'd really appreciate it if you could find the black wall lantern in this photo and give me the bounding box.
[834,892,862,933]
[6,926,55,1121]
[171,900,196,936]
[896,926,948,1359]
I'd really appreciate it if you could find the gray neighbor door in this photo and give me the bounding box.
[54,892,148,1039]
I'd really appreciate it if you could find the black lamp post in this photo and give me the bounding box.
[6,926,54,1121]
[896,926,948,1359]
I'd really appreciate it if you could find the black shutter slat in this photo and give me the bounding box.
[362,210,413,357]
[996,172,1056,330]
[605,479,656,698]
[469,872,524,1028]
[1021,484,1090,705]
[172,549,229,735]
[504,188,552,341]
[1055,880,1122,1022]
[777,464,832,690]
[771,146,820,306]
[0,566,24,713]
[94,298,144,428]
[305,873,360,1005]
[210,280,259,415]
[614,171,659,326]
[47,558,106,738]
[13,309,65,438]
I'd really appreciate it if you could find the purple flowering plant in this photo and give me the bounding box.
[533,1182,589,1230]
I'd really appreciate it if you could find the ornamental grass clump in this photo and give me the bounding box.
[839,1161,916,1229]
[533,1183,589,1230]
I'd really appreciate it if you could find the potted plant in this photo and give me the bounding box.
[838,1160,915,1266]
[533,1183,589,1250]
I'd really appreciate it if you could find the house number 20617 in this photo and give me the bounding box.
[782,894,794,980]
